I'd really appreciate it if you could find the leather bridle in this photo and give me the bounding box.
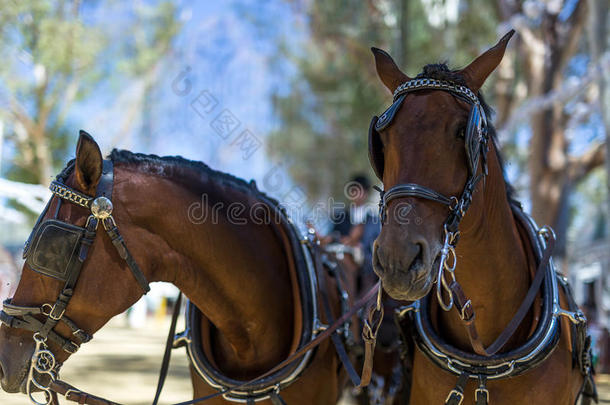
[370,78,489,312]
[0,159,150,405]
[370,78,596,404]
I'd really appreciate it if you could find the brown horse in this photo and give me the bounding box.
[0,133,357,404]
[369,32,594,404]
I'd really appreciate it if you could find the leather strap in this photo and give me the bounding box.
[97,160,114,199]
[445,372,468,405]
[102,217,150,294]
[359,298,383,388]
[475,375,488,405]
[50,380,122,405]
[152,293,182,405]
[382,183,454,207]
[269,392,287,405]
[314,246,363,387]
[452,235,555,356]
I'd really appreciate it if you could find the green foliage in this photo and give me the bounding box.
[268,0,500,200]
[0,0,179,185]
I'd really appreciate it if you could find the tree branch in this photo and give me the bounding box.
[569,142,606,183]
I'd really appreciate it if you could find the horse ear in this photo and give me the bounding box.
[371,47,410,93]
[74,130,103,192]
[459,30,515,92]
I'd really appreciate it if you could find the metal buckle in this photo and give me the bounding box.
[49,305,65,321]
[459,299,473,322]
[64,389,79,400]
[445,389,464,405]
[64,341,80,354]
[475,387,489,402]
[556,307,586,324]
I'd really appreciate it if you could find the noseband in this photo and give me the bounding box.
[0,159,150,405]
[369,78,489,310]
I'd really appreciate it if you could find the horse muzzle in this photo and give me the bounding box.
[372,238,435,301]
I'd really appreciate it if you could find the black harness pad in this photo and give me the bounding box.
[24,219,85,281]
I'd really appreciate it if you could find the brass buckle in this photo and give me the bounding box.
[475,387,489,402]
[459,299,473,322]
[445,389,464,405]
[49,305,65,321]
[64,341,80,354]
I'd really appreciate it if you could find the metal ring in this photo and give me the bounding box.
[444,246,457,272]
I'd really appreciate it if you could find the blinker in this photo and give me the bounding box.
[24,219,86,281]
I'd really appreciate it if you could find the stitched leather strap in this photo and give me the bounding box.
[50,380,122,405]
[445,372,469,405]
[102,217,150,294]
[452,235,555,356]
[382,183,454,207]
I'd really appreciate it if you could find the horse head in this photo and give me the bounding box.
[370,32,514,301]
[0,132,152,395]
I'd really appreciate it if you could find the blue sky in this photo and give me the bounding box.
[73,1,308,204]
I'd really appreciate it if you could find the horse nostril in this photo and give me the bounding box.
[407,243,424,273]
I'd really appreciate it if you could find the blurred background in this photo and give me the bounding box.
[0,0,608,398]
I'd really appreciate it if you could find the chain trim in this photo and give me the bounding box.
[49,181,93,209]
[393,78,480,106]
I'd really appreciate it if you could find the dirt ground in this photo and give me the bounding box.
[1,316,610,405]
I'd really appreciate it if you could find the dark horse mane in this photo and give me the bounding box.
[416,63,518,204]
[108,149,282,208]
[56,149,282,210]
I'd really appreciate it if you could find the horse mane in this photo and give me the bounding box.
[56,159,76,182]
[416,63,518,205]
[107,149,283,208]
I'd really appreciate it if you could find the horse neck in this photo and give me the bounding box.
[437,147,535,350]
[115,166,295,376]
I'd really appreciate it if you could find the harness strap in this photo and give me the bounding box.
[151,293,182,405]
[314,246,363,387]
[0,309,81,353]
[444,372,469,405]
[453,235,555,356]
[475,375,489,405]
[269,393,287,405]
[360,294,384,388]
[50,380,121,405]
[382,183,454,207]
[102,217,151,294]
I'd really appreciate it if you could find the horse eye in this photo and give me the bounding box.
[456,127,466,138]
